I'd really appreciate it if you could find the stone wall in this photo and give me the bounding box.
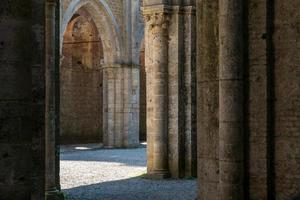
[106,0,123,30]
[273,1,300,199]
[246,0,268,198]
[61,0,123,27]
[142,2,197,178]
[246,1,300,199]
[60,0,141,147]
[60,9,104,144]
[196,0,300,199]
[196,0,219,198]
[0,0,47,199]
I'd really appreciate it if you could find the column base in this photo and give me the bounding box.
[45,190,65,200]
[145,170,170,179]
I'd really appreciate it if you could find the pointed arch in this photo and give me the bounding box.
[61,0,123,64]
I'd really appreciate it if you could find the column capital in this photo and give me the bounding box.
[143,12,169,31]
[182,6,196,15]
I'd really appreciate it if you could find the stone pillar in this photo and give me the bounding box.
[183,5,197,178]
[102,64,121,148]
[45,1,64,199]
[167,5,197,178]
[144,12,170,178]
[197,0,220,199]
[102,63,140,148]
[167,5,184,178]
[122,64,140,148]
[219,0,244,199]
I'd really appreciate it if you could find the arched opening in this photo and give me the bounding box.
[60,8,104,144]
[54,1,197,199]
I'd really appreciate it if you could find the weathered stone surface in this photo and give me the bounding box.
[60,0,141,148]
[142,2,197,179]
[0,0,46,199]
[197,0,219,199]
[197,0,300,199]
[60,8,103,144]
[274,1,300,199]
[1,0,300,199]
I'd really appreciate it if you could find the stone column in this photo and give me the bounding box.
[219,0,244,199]
[167,6,184,178]
[144,12,170,178]
[102,63,140,148]
[102,63,119,148]
[197,1,220,198]
[45,1,64,199]
[183,5,197,178]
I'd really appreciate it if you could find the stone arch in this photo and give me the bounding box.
[61,0,123,64]
[60,7,104,144]
[131,0,145,65]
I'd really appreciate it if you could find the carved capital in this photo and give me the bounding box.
[143,13,169,31]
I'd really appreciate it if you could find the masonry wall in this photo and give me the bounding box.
[246,0,269,198]
[0,0,46,199]
[273,1,300,198]
[197,0,300,199]
[60,0,141,147]
[60,9,104,144]
[196,0,219,198]
[61,0,123,25]
[246,1,300,199]
[61,0,124,42]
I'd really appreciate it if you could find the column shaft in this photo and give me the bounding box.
[144,12,170,178]
[183,6,197,178]
[45,0,57,192]
[219,0,244,199]
[45,2,64,199]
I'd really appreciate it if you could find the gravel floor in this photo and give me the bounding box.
[60,144,197,200]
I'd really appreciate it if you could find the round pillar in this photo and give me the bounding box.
[144,12,170,178]
[219,0,244,199]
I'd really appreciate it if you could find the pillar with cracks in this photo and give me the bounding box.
[219,0,244,199]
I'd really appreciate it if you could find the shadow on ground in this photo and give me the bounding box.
[63,177,197,200]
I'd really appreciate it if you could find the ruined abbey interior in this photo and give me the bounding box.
[0,0,300,200]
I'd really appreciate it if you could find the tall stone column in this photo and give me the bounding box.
[45,1,64,199]
[143,11,170,178]
[197,0,220,198]
[183,5,197,178]
[219,0,244,199]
